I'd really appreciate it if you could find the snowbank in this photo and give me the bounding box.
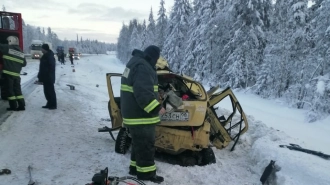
[245,115,330,185]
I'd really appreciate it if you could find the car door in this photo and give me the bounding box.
[106,73,123,130]
[206,87,249,150]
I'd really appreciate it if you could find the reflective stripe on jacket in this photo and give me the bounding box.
[0,44,26,78]
[120,49,161,125]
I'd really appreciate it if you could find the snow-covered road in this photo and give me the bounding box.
[0,55,329,185]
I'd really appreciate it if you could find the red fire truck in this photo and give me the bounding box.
[68,47,80,60]
[0,11,23,100]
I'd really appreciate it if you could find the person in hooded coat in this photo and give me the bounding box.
[120,45,166,183]
[37,43,57,109]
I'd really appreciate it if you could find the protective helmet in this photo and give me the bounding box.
[7,36,19,45]
[156,56,169,70]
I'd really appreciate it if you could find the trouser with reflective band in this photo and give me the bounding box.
[127,124,157,179]
[4,74,25,108]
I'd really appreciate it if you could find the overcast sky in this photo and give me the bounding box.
[3,0,174,43]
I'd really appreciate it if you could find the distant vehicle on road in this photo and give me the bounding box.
[30,40,52,59]
[68,47,80,60]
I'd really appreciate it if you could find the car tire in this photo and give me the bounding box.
[200,147,216,166]
[115,127,132,154]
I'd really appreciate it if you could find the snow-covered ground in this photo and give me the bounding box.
[0,55,329,185]
[229,91,330,154]
[20,58,40,84]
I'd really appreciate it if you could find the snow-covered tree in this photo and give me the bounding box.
[197,0,224,83]
[302,0,330,121]
[130,24,142,51]
[145,7,157,48]
[117,23,130,62]
[216,0,271,89]
[115,0,330,122]
[140,19,148,49]
[162,0,192,72]
[156,0,168,50]
[182,0,216,80]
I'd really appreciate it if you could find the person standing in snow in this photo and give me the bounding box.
[69,53,74,65]
[0,36,27,111]
[120,45,166,183]
[37,44,57,109]
[60,52,65,65]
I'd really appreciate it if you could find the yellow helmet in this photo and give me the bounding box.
[156,56,169,70]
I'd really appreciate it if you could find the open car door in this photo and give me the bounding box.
[98,73,123,138]
[106,73,123,129]
[206,86,249,151]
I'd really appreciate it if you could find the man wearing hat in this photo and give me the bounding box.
[120,45,166,183]
[37,43,57,109]
[0,36,27,111]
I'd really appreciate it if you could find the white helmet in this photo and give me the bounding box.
[7,36,19,45]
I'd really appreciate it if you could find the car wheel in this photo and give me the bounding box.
[115,127,132,154]
[200,147,216,166]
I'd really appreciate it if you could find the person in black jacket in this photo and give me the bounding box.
[37,44,57,109]
[69,53,73,65]
[120,45,166,183]
[0,36,27,111]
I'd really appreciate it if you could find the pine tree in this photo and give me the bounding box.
[146,7,157,47]
[162,0,192,72]
[117,23,130,62]
[130,24,142,51]
[141,19,148,49]
[156,0,168,50]
[182,0,209,79]
[216,0,271,89]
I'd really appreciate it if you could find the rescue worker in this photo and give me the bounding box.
[0,36,27,111]
[37,44,57,109]
[0,51,6,100]
[120,45,166,183]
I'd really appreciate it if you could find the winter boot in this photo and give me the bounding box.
[129,166,137,176]
[16,106,25,111]
[6,107,17,111]
[138,174,164,184]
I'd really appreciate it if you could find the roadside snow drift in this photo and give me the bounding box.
[0,55,329,185]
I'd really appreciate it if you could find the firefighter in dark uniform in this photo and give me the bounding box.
[121,45,166,183]
[0,36,27,111]
[0,51,6,100]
